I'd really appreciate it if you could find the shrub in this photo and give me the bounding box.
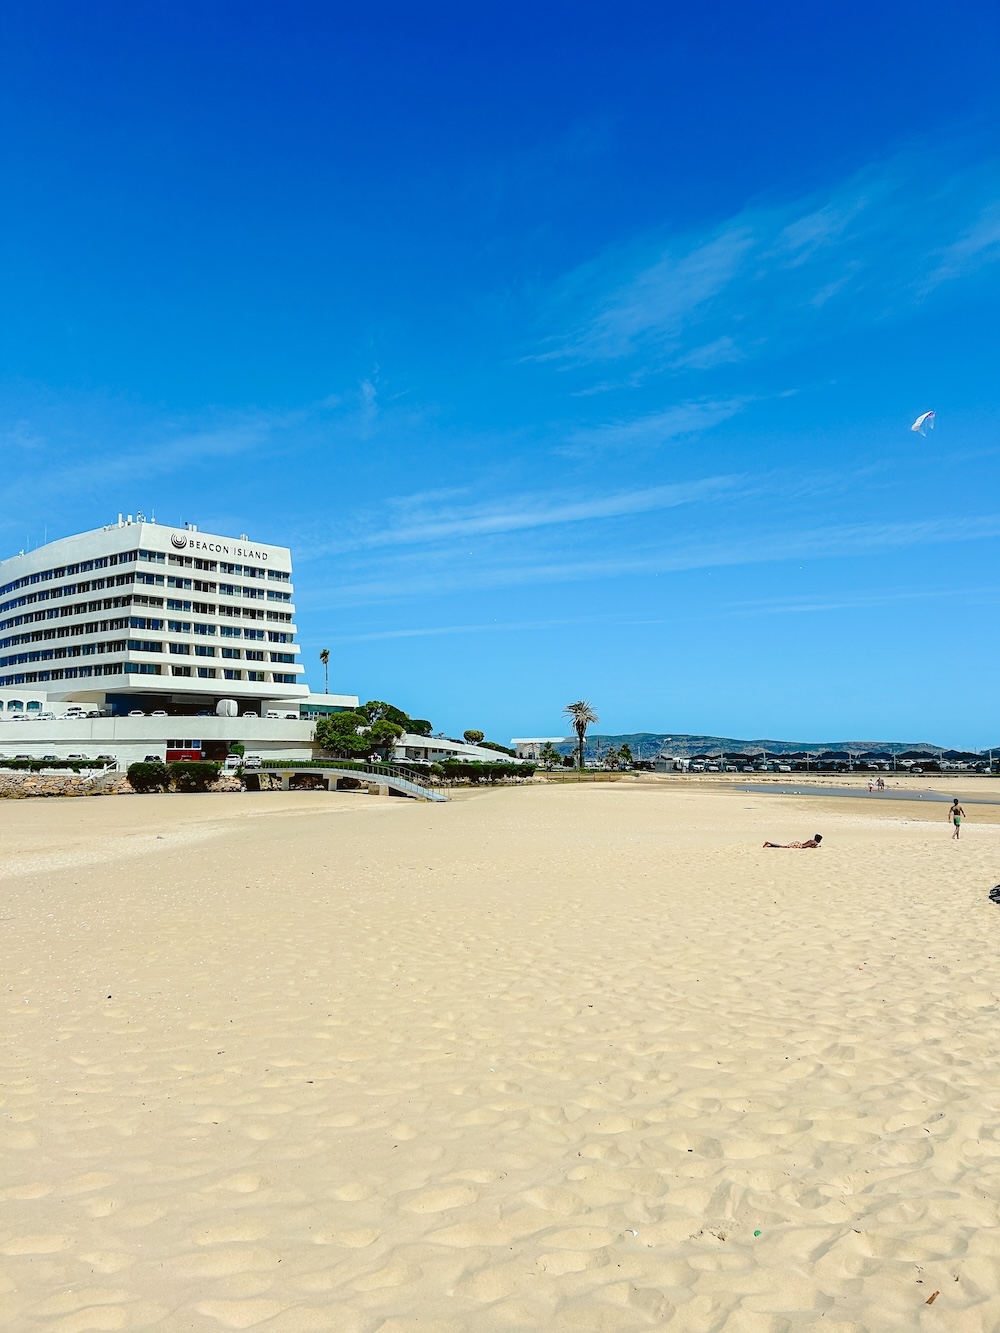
[168,761,221,792]
[127,760,170,793]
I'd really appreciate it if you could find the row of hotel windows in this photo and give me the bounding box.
[0,664,300,686]
[1,575,292,616]
[0,602,295,633]
[0,637,300,670]
[0,620,294,652]
[0,548,291,598]
[127,643,297,663]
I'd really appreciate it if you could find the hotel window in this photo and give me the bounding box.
[125,662,161,675]
[167,620,191,633]
[267,569,290,582]
[221,647,240,659]
[193,558,218,572]
[127,639,162,653]
[270,652,294,663]
[167,576,192,590]
[246,670,265,682]
[194,645,215,657]
[244,628,264,641]
[169,643,190,655]
[166,599,191,611]
[168,555,193,568]
[273,673,297,684]
[220,626,241,638]
[218,582,237,596]
[172,665,192,677]
[266,590,291,602]
[197,667,216,679]
[223,668,243,680]
[245,649,264,661]
[193,622,215,636]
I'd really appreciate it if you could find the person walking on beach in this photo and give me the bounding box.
[949,799,966,840]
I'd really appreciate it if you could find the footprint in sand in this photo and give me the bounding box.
[2,1233,74,1255]
[194,1299,285,1328]
[400,1184,478,1213]
[352,1261,422,1290]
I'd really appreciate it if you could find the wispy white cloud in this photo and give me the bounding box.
[562,398,751,455]
[296,473,744,558]
[302,510,1000,607]
[531,145,1000,370]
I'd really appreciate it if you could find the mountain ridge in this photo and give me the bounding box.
[566,733,949,757]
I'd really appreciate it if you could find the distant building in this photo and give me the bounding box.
[511,736,572,759]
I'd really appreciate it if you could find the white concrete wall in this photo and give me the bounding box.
[0,716,318,765]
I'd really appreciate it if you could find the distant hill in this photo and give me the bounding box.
[562,733,948,758]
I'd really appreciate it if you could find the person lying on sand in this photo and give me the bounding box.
[763,834,823,848]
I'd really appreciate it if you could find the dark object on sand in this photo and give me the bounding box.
[989,886,1000,905]
[763,834,823,849]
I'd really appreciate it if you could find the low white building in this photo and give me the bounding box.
[394,733,526,764]
[510,736,572,760]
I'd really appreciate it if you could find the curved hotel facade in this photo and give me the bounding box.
[0,517,307,715]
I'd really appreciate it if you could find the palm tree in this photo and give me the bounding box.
[319,647,330,694]
[563,700,599,770]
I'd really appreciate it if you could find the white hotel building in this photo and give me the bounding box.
[0,517,306,711]
[0,518,358,765]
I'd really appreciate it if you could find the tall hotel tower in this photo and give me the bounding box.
[0,518,307,715]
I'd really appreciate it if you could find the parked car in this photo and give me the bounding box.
[741,765,754,772]
[37,712,56,721]
[242,711,258,718]
[14,753,30,760]
[143,754,160,762]
[223,754,243,771]
[42,754,58,761]
[777,764,792,772]
[911,766,924,775]
[67,753,90,761]
[196,710,211,717]
[244,754,262,770]
[96,754,117,764]
[151,710,168,717]
[128,710,145,717]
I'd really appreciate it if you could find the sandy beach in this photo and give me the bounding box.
[4,781,1000,1331]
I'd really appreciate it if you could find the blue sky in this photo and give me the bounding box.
[2,2,999,746]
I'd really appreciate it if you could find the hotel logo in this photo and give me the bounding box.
[171,533,188,549]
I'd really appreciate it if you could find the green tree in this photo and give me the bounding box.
[409,718,433,736]
[319,647,330,694]
[369,718,404,758]
[363,700,411,729]
[463,729,485,745]
[603,746,620,770]
[563,700,599,770]
[539,742,562,770]
[315,711,370,756]
[619,743,633,769]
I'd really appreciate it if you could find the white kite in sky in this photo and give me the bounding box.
[911,410,935,435]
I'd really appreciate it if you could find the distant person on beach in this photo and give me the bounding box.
[763,834,823,848]
[949,799,965,840]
